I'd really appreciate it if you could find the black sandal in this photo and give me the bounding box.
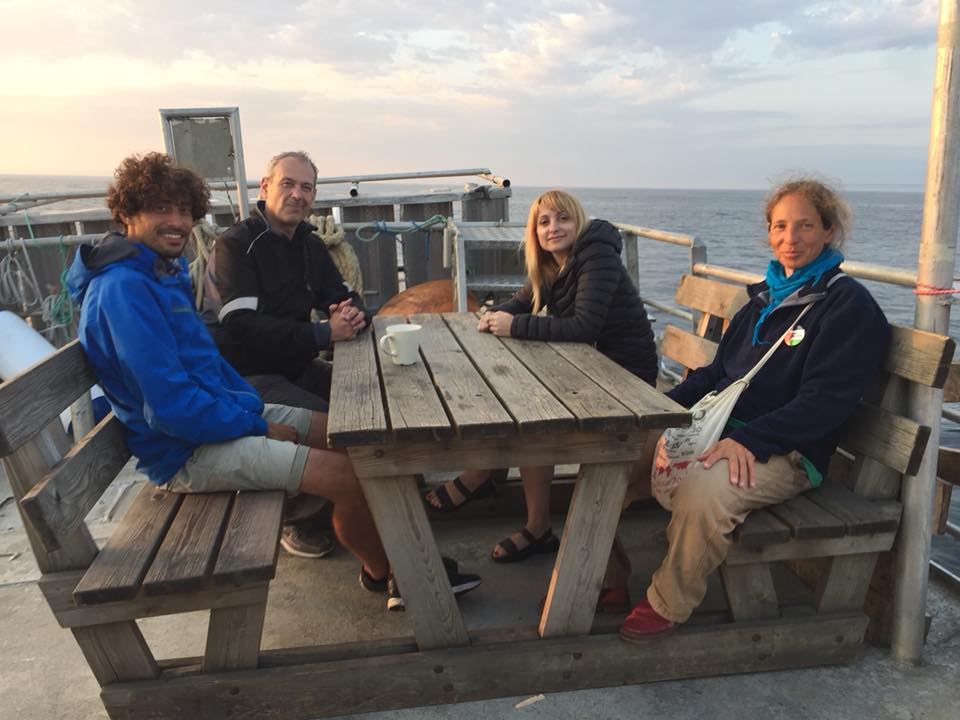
[492,527,560,564]
[426,475,495,513]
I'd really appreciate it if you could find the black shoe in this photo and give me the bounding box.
[387,556,482,612]
[280,525,335,558]
[359,566,390,593]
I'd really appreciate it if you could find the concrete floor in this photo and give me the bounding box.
[2,477,960,720]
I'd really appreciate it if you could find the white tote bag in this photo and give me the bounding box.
[651,303,814,496]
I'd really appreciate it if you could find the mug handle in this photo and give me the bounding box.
[379,334,398,357]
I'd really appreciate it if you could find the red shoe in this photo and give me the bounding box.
[619,598,676,642]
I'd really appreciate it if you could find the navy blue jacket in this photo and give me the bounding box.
[666,267,890,475]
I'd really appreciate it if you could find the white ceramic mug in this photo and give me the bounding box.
[378,323,423,365]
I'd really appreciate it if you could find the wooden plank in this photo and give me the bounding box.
[327,330,388,448]
[72,621,159,685]
[727,530,896,565]
[74,484,182,604]
[720,563,780,621]
[20,414,130,553]
[766,493,847,540]
[100,614,867,720]
[204,603,268,672]
[847,373,908,499]
[141,493,232,596]
[549,341,691,429]
[4,425,99,574]
[660,324,719,372]
[732,509,791,548]
[0,340,98,456]
[540,461,633,638]
[348,430,651,478]
[443,312,575,434]
[41,571,269,628]
[805,483,902,536]
[408,313,514,439]
[674,274,749,319]
[883,325,954,389]
[943,361,960,402]
[933,478,952,534]
[839,402,929,477]
[815,554,880,613]
[937,446,960,486]
[501,338,635,433]
[212,491,285,586]
[357,474,469,650]
[372,315,454,443]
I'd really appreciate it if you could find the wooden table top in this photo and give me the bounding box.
[327,312,688,450]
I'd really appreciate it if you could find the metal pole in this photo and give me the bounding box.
[227,109,250,220]
[892,0,960,664]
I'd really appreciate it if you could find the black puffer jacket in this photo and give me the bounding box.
[492,219,658,382]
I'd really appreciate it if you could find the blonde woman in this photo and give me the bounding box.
[426,190,658,569]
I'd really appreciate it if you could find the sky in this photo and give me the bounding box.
[0,0,944,189]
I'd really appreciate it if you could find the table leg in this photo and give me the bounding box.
[356,473,470,650]
[539,460,633,638]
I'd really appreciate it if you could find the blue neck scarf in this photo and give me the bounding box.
[751,247,844,345]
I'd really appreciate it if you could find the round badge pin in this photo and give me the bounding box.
[785,326,805,346]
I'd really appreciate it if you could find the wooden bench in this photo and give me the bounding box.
[660,273,954,627]
[0,340,285,689]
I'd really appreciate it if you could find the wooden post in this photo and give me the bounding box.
[342,203,398,311]
[894,0,960,664]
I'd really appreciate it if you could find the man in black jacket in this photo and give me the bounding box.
[206,151,370,558]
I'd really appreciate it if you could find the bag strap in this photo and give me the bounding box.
[740,271,845,384]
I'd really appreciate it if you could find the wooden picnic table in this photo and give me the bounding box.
[327,312,689,651]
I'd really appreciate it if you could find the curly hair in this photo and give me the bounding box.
[523,190,590,314]
[764,176,851,250]
[106,152,210,224]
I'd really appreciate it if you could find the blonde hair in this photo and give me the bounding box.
[523,190,589,313]
[764,176,851,250]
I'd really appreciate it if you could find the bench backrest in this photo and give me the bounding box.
[661,274,954,500]
[0,340,130,567]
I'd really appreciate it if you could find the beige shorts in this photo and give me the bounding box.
[166,404,313,494]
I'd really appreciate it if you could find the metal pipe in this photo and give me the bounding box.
[692,263,763,285]
[942,406,960,423]
[477,173,511,188]
[643,298,693,322]
[612,222,695,246]
[691,260,920,288]
[893,0,960,665]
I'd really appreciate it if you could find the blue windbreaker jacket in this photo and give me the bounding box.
[67,234,268,485]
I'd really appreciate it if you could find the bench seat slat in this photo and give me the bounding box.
[73,484,182,605]
[805,482,902,536]
[673,275,749,319]
[213,492,285,586]
[733,510,791,548]
[767,493,847,540]
[142,493,233,596]
[20,414,131,553]
[659,325,719,381]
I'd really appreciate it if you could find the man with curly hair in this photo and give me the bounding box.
[65,153,399,594]
[204,150,371,558]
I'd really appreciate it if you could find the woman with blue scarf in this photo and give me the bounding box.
[616,177,891,641]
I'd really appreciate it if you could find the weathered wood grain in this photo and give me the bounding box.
[141,493,232,596]
[348,430,651,478]
[357,474,469,650]
[674,274,749,319]
[550,341,690,429]
[213,491,285,586]
[720,563,779,620]
[0,339,98,456]
[727,530,896,565]
[883,324,955,389]
[72,621,159,685]
[326,331,388,448]
[204,603,268,672]
[733,509,791,548]
[805,483,902,536]
[73,484,183,604]
[660,323,719,373]
[99,614,867,720]
[839,402,929,477]
[540,461,633,638]
[373,315,454,443]
[502,338,635,433]
[767,493,847,540]
[443,313,576,434]
[20,414,131,553]
[409,313,514,439]
[942,361,960,402]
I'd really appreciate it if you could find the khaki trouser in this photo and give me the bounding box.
[645,449,812,623]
